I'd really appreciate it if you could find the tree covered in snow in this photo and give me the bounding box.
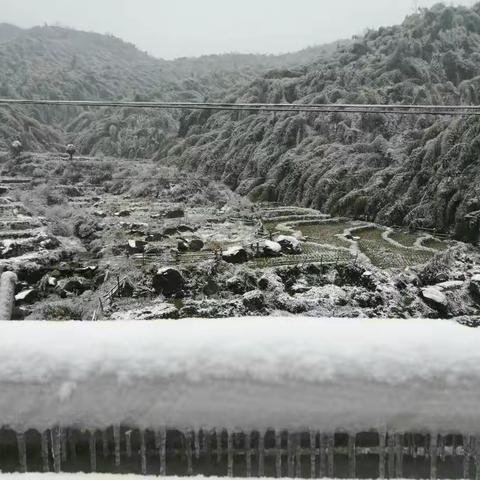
[168,3,480,242]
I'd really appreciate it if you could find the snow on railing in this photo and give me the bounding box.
[0,318,479,478]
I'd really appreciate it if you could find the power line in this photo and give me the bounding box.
[0,98,480,116]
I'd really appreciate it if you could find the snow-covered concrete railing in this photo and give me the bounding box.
[0,318,479,478]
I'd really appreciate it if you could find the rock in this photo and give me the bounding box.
[145,233,164,242]
[227,276,246,294]
[222,246,249,264]
[421,286,447,311]
[127,239,147,254]
[291,282,311,294]
[163,227,178,236]
[469,274,480,298]
[277,235,302,254]
[258,273,284,292]
[177,225,196,233]
[177,239,189,252]
[263,240,282,257]
[164,208,184,219]
[15,289,38,304]
[436,280,464,291]
[455,316,480,328]
[188,237,204,252]
[58,277,92,295]
[93,210,107,217]
[111,303,179,320]
[242,290,265,311]
[152,267,185,295]
[114,210,131,217]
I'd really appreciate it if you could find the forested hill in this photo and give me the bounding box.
[169,3,480,242]
[0,23,344,157]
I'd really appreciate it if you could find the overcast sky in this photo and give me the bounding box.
[1,0,476,59]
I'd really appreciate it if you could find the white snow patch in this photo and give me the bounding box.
[0,318,480,433]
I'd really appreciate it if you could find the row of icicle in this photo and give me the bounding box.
[10,428,480,478]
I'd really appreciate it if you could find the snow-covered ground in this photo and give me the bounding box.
[1,318,479,433]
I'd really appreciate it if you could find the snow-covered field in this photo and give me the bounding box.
[0,318,479,433]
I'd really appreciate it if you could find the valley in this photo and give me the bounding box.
[1,151,479,322]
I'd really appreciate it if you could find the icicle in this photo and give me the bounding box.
[216,429,222,464]
[287,432,294,478]
[125,430,132,458]
[139,429,147,475]
[156,428,167,476]
[275,430,282,478]
[327,433,334,478]
[227,430,234,477]
[439,434,446,462]
[113,425,121,467]
[387,432,395,479]
[378,429,386,479]
[89,430,97,473]
[395,433,403,478]
[204,429,211,457]
[348,433,356,479]
[185,430,193,476]
[245,431,252,478]
[41,430,49,472]
[194,429,201,459]
[309,430,316,479]
[430,432,438,480]
[463,435,471,480]
[68,431,77,463]
[474,436,480,480]
[201,429,208,454]
[61,429,67,462]
[102,429,109,458]
[319,433,326,478]
[295,433,302,478]
[16,431,27,473]
[412,433,418,459]
[51,426,62,473]
[258,431,265,477]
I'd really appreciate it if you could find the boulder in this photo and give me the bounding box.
[258,273,284,292]
[93,210,107,218]
[469,274,480,298]
[152,267,185,295]
[177,239,189,252]
[114,210,131,217]
[436,280,464,291]
[277,235,302,254]
[58,277,92,295]
[455,316,480,328]
[421,286,447,311]
[163,227,178,236]
[15,289,38,305]
[177,225,196,233]
[222,246,249,264]
[145,233,164,242]
[263,240,282,257]
[242,290,265,312]
[164,208,184,219]
[188,237,204,252]
[127,239,147,254]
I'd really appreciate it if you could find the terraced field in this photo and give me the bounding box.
[293,221,358,249]
[355,227,434,269]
